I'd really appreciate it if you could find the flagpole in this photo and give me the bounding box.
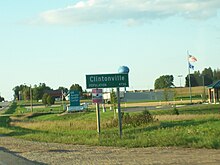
[187,50,192,104]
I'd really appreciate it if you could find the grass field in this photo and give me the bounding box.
[172,86,207,98]
[1,101,220,149]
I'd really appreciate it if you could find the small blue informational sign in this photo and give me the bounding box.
[69,90,80,106]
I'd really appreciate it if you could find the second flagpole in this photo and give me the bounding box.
[187,50,192,104]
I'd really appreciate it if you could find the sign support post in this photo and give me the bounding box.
[117,87,122,138]
[86,73,129,138]
[92,89,103,134]
[96,103,101,134]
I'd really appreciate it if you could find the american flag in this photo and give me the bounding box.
[188,55,197,62]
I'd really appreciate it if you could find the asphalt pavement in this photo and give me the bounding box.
[0,102,10,111]
[0,147,43,165]
[0,102,43,164]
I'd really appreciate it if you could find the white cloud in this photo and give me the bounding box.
[35,0,220,25]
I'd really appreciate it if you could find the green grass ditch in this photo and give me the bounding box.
[0,102,220,148]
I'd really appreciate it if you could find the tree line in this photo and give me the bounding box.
[154,67,220,89]
[0,96,5,102]
[13,83,83,101]
[185,67,220,87]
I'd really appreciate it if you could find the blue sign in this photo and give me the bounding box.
[69,90,80,106]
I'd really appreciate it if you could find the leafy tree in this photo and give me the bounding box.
[185,72,201,87]
[42,93,49,106]
[0,96,5,102]
[33,87,41,101]
[22,86,33,101]
[213,68,220,82]
[13,84,27,100]
[184,67,220,87]
[193,71,202,86]
[202,67,213,85]
[163,88,169,101]
[58,87,68,94]
[47,95,55,106]
[185,74,197,87]
[110,89,117,108]
[13,86,20,100]
[42,93,55,106]
[32,83,51,101]
[13,83,51,101]
[70,84,83,95]
[154,75,174,89]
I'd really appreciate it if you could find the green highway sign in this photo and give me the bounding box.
[86,73,129,89]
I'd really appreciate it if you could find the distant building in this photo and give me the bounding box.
[102,90,174,103]
[44,90,62,101]
[122,90,174,102]
[207,80,220,104]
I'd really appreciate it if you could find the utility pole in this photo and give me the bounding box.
[117,87,122,138]
[30,85,33,112]
[202,75,206,101]
[24,83,33,112]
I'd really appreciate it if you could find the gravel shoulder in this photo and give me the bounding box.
[1,136,220,165]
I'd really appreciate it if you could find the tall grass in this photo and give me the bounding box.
[151,104,220,115]
[1,103,220,148]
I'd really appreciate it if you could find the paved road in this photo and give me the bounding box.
[0,102,10,111]
[0,102,37,164]
[0,147,42,165]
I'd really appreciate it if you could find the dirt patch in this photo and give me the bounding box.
[1,136,220,165]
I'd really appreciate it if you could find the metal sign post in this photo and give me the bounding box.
[117,87,122,138]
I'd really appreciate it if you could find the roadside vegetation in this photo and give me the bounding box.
[1,101,220,149]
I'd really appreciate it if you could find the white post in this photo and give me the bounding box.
[96,103,101,134]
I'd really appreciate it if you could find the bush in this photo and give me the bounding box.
[127,110,155,127]
[105,110,156,128]
[42,93,49,105]
[47,95,55,106]
[172,106,179,115]
[42,93,55,106]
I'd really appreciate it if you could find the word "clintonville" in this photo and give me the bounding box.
[89,75,126,82]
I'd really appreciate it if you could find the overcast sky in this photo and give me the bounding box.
[1,0,220,100]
